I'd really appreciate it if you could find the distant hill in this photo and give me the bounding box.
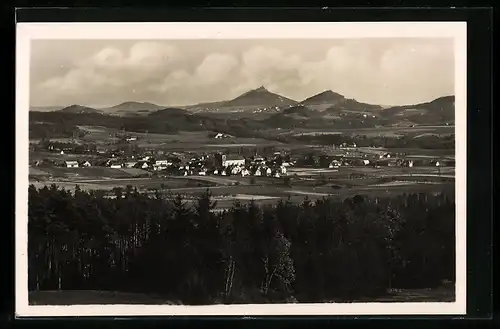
[301,90,382,113]
[30,105,65,112]
[111,101,163,111]
[222,86,297,109]
[301,90,345,105]
[148,107,191,117]
[57,105,102,114]
[324,98,382,115]
[380,96,455,123]
[185,101,227,112]
[104,101,164,116]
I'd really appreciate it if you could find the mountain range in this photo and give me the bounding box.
[30,86,455,125]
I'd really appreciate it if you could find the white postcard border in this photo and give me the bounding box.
[15,22,467,317]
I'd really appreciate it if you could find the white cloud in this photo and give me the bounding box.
[36,41,183,105]
[194,53,238,85]
[32,39,454,107]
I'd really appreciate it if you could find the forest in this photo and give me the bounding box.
[28,185,455,304]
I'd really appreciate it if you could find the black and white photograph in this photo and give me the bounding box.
[16,22,467,316]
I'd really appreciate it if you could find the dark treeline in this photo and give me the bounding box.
[29,122,84,140]
[29,111,269,140]
[28,185,455,304]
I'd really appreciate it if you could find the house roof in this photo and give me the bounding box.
[225,155,245,160]
[65,161,78,165]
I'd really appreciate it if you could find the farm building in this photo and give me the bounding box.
[64,161,79,168]
[231,166,242,175]
[153,159,172,171]
[125,161,137,168]
[79,160,91,167]
[110,164,123,169]
[139,162,150,169]
[222,155,246,167]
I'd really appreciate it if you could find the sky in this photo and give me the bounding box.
[30,38,455,108]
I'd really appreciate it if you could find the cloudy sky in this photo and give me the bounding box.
[30,38,454,107]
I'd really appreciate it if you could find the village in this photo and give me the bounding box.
[31,138,455,181]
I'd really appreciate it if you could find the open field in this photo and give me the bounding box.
[275,125,454,136]
[44,123,454,148]
[29,163,455,205]
[180,175,250,186]
[30,166,139,179]
[76,126,284,149]
[30,151,104,162]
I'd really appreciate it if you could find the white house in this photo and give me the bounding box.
[255,168,262,177]
[274,172,281,178]
[213,169,219,175]
[231,166,242,175]
[125,161,137,168]
[154,159,172,171]
[363,159,370,166]
[279,166,287,174]
[223,155,246,167]
[81,161,92,167]
[64,161,79,168]
[241,169,250,177]
[266,168,272,176]
[408,160,414,168]
[140,162,149,169]
[221,170,227,176]
[110,164,122,169]
[155,159,172,166]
